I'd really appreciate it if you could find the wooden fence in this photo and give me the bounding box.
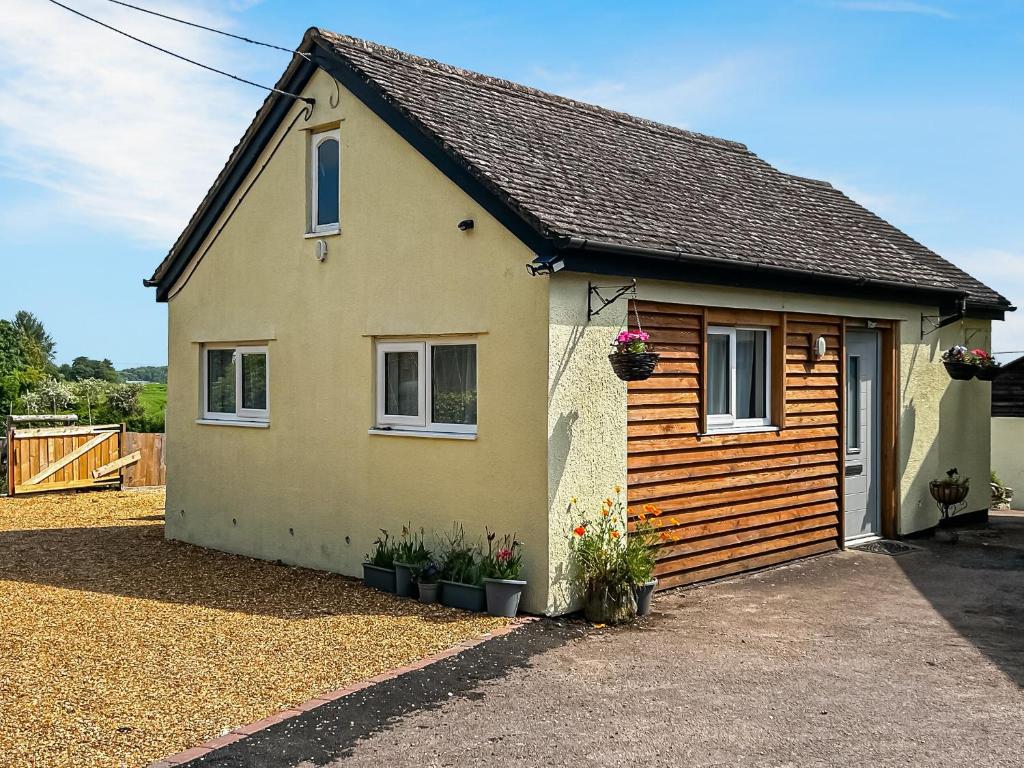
[122,432,166,487]
[4,418,165,495]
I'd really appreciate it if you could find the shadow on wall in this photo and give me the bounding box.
[0,521,473,622]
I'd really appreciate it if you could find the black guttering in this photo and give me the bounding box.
[555,237,1010,318]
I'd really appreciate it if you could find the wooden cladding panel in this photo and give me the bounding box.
[627,300,841,587]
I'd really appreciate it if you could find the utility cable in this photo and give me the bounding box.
[104,0,310,59]
[45,0,314,105]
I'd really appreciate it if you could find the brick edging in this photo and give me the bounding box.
[148,618,535,767]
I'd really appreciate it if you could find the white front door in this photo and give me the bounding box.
[844,330,881,542]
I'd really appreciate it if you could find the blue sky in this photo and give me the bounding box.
[1,0,1021,367]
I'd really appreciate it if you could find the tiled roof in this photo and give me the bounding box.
[150,29,1009,310]
[315,31,1007,309]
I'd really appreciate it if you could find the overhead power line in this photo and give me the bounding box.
[104,0,310,59]
[45,0,314,105]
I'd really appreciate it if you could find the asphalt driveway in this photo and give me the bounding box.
[192,513,1024,768]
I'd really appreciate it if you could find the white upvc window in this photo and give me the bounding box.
[309,128,340,234]
[202,344,269,423]
[706,326,771,432]
[375,339,477,435]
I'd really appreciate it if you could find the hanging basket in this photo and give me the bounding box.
[943,361,976,380]
[929,480,969,506]
[609,352,660,381]
[975,366,1000,382]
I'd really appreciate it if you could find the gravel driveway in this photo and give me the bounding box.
[193,513,1024,768]
[0,490,506,768]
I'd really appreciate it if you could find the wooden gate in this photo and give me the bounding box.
[5,423,130,495]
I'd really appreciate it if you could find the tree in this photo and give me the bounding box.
[60,356,118,382]
[13,310,56,366]
[0,319,44,414]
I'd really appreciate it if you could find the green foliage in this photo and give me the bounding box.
[13,310,56,367]
[0,319,45,414]
[60,356,118,382]
[569,490,662,621]
[482,530,524,580]
[118,365,167,384]
[365,529,398,568]
[432,390,477,425]
[439,523,484,585]
[394,524,431,566]
[136,383,167,432]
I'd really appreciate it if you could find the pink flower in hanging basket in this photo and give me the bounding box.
[614,330,653,354]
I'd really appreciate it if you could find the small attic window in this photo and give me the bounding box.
[310,129,340,233]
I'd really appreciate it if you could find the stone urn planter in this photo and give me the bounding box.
[362,563,396,593]
[393,562,417,598]
[483,578,526,618]
[440,580,486,612]
[634,578,658,617]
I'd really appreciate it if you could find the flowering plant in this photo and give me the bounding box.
[614,330,653,355]
[941,345,978,365]
[482,529,524,580]
[395,523,431,566]
[971,348,1000,369]
[569,488,669,622]
[413,560,442,584]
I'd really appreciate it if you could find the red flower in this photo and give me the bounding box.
[610,530,621,539]
[573,525,586,537]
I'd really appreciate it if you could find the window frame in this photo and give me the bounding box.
[201,343,270,423]
[309,128,340,234]
[375,339,478,435]
[705,325,772,432]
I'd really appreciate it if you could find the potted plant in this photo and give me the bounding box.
[362,530,398,593]
[991,471,1014,511]
[608,330,660,382]
[438,524,486,612]
[941,345,978,380]
[414,560,442,603]
[482,530,526,617]
[929,467,970,543]
[569,488,668,623]
[394,524,430,598]
[973,349,1002,381]
[626,503,663,617]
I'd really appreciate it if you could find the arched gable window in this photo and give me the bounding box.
[310,129,340,232]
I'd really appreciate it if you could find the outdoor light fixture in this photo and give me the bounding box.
[526,255,565,276]
[457,218,475,231]
[813,335,827,360]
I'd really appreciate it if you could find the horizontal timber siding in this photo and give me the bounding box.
[628,301,841,589]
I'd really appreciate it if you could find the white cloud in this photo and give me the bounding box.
[0,0,274,246]
[948,247,1024,355]
[835,2,956,19]
[530,52,779,131]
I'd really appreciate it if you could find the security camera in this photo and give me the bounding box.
[457,219,474,231]
[526,255,566,276]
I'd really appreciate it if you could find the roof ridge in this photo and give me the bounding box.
[316,29,751,156]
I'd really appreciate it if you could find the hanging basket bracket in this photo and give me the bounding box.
[921,297,967,338]
[588,279,637,322]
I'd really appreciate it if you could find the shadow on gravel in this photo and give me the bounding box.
[895,512,1024,687]
[187,619,588,768]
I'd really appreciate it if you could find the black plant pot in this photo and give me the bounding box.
[943,361,976,380]
[609,352,660,382]
[362,563,397,593]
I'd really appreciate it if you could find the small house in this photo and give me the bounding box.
[992,355,1024,497]
[146,30,1012,614]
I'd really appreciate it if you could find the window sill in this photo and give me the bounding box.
[701,424,778,437]
[368,428,476,441]
[196,418,270,428]
[304,228,340,239]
